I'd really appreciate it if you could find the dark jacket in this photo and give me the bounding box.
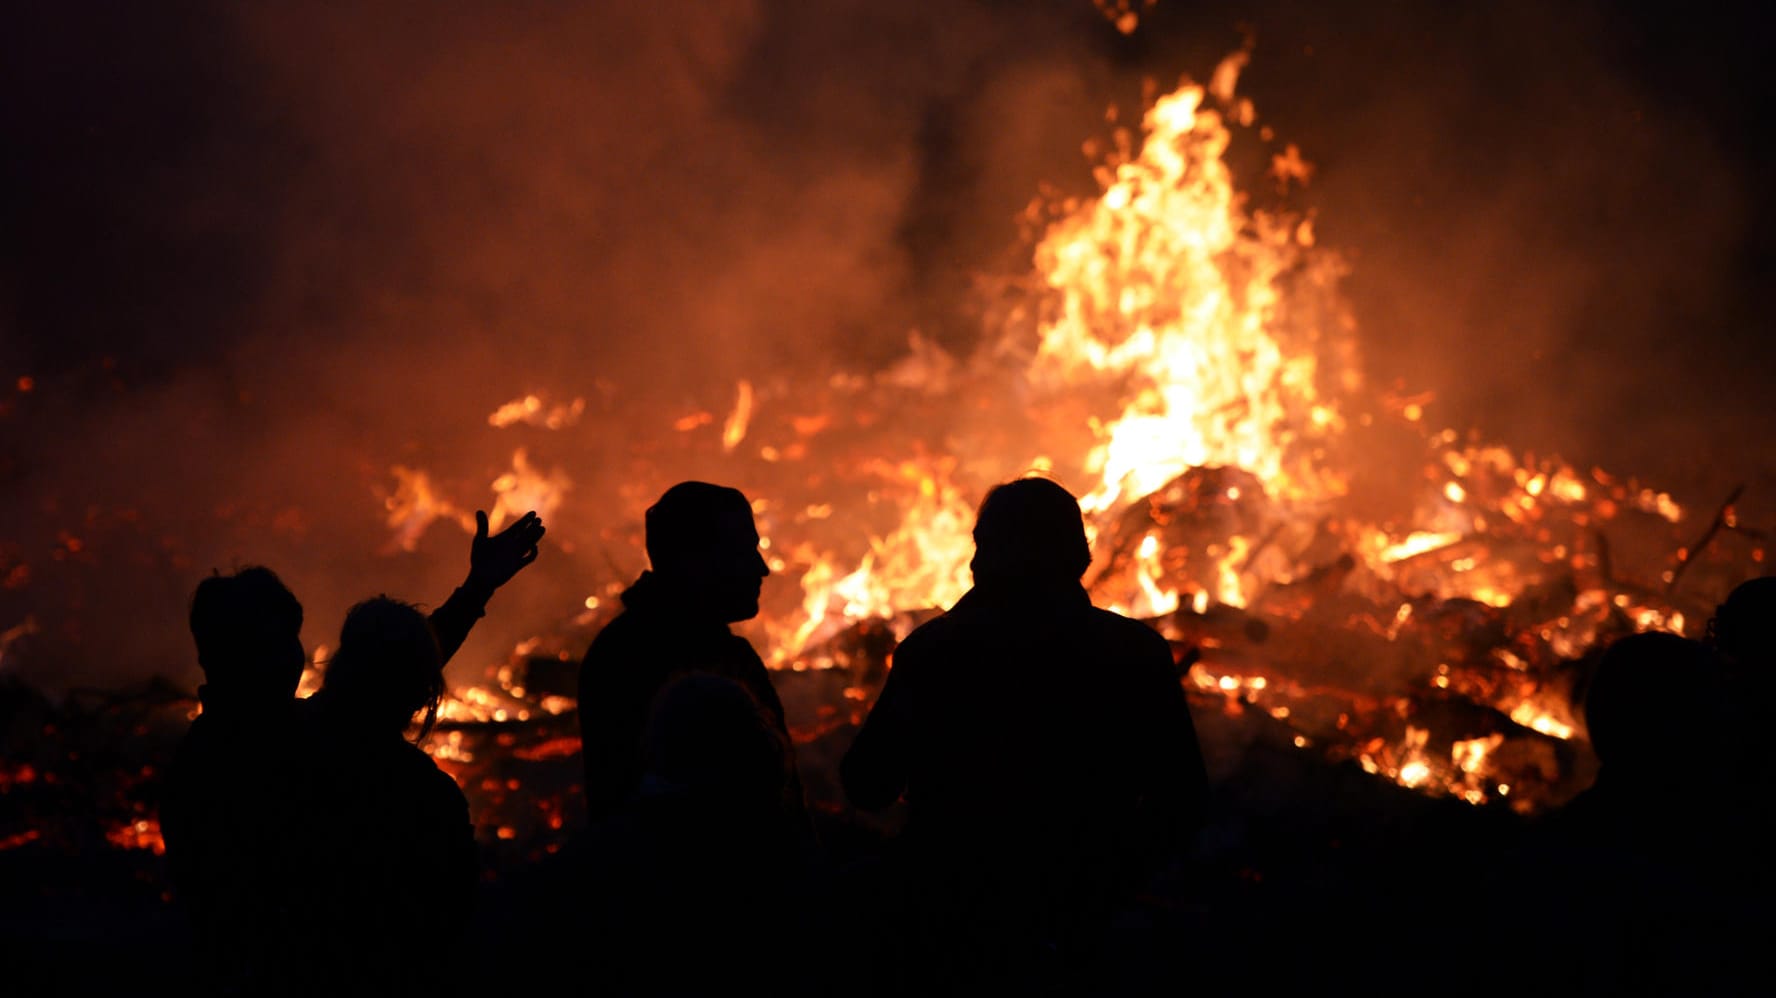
[576,571,792,821]
[162,693,311,996]
[840,580,1207,984]
[296,707,478,995]
[161,584,493,995]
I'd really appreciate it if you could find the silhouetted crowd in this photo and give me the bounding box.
[157,478,1772,996]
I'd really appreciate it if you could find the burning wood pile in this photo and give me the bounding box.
[3,53,1765,886]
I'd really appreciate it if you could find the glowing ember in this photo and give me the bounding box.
[488,393,586,430]
[104,816,165,855]
[1508,705,1575,741]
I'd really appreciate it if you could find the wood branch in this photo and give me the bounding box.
[1665,483,1746,596]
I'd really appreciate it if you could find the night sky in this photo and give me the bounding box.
[4,0,1774,691]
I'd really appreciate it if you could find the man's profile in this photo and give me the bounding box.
[576,481,793,821]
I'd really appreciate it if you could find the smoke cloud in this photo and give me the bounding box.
[2,1,1770,692]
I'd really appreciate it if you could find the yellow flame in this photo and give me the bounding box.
[1214,535,1250,608]
[383,467,471,552]
[488,394,585,430]
[490,448,570,529]
[773,461,976,665]
[1376,531,1461,564]
[1509,703,1575,740]
[1030,66,1339,521]
[1134,532,1180,616]
[722,380,754,453]
[1452,733,1504,776]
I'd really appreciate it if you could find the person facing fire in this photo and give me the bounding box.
[161,510,543,995]
[1496,631,1754,994]
[584,673,818,995]
[299,597,476,993]
[840,476,1208,992]
[1709,575,1776,679]
[162,566,309,995]
[576,481,802,825]
[1702,576,1776,885]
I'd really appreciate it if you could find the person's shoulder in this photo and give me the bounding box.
[582,609,653,668]
[391,737,445,772]
[173,711,260,768]
[586,608,637,645]
[389,741,467,803]
[166,716,216,787]
[1087,606,1170,648]
[895,611,960,657]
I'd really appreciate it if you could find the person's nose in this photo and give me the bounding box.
[753,548,769,578]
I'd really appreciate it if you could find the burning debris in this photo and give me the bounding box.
[311,53,1762,843]
[0,50,1764,899]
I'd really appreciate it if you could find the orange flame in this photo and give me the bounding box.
[1029,55,1346,521]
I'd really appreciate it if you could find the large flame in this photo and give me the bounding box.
[372,53,1719,820]
[768,53,1352,648]
[1031,64,1341,519]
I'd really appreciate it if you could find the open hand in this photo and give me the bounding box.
[467,510,545,592]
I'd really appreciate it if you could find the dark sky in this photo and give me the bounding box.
[3,0,1773,689]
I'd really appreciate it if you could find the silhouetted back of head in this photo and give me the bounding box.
[189,566,305,702]
[643,673,787,804]
[1583,632,1714,776]
[321,596,444,739]
[1711,575,1776,671]
[970,477,1092,587]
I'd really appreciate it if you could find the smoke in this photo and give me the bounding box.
[1188,1,1773,493]
[0,0,1118,691]
[2,1,1771,693]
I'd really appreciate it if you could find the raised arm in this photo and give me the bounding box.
[430,510,545,664]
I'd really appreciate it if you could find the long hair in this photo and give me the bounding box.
[321,596,444,740]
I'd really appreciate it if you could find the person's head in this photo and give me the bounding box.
[1582,632,1715,777]
[644,481,769,622]
[643,673,787,804]
[189,566,305,703]
[969,476,1093,588]
[320,596,444,739]
[1708,575,1776,672]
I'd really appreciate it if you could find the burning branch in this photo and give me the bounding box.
[1664,482,1746,596]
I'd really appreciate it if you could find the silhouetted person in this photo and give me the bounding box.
[1507,632,1750,995]
[577,481,801,825]
[161,510,543,995]
[1708,571,1776,790]
[301,597,474,994]
[841,477,1208,993]
[161,567,309,996]
[585,674,816,996]
[1710,575,1776,680]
